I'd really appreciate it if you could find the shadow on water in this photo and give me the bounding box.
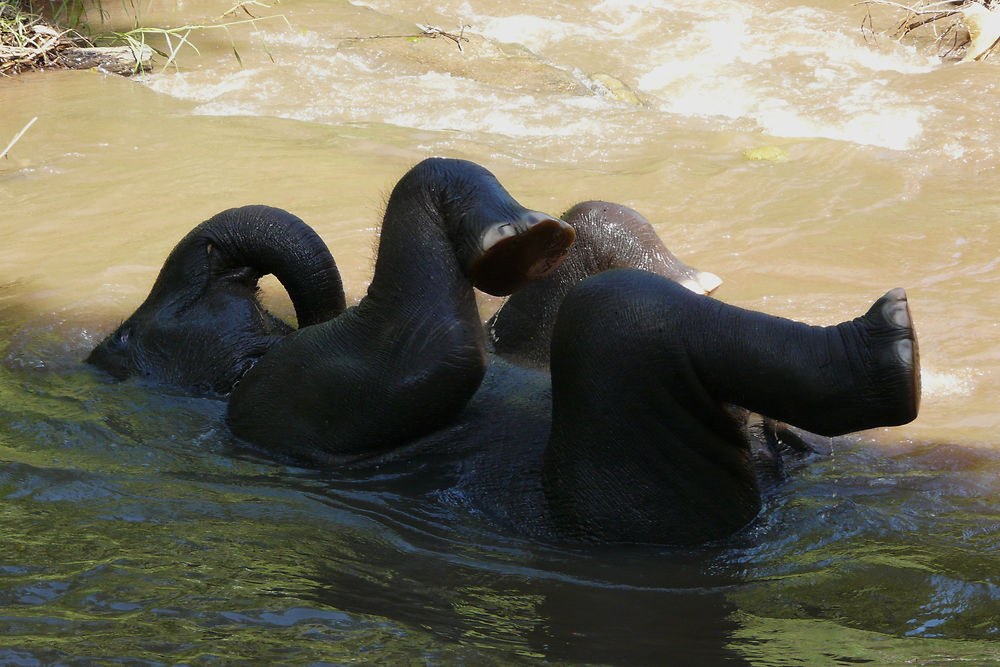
[295,507,748,665]
[1,288,999,664]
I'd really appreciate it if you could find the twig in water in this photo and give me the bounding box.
[0,116,38,158]
[1,116,37,160]
[329,22,472,51]
[416,24,470,51]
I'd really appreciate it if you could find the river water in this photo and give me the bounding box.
[1,0,998,663]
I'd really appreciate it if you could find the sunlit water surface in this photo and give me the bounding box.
[1,0,999,662]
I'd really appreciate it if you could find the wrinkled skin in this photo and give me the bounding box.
[88,158,921,546]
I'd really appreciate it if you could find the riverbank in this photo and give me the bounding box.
[0,0,285,76]
[0,0,151,75]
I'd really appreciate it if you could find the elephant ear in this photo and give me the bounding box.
[150,205,346,327]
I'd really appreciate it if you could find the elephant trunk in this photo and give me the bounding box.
[150,205,346,327]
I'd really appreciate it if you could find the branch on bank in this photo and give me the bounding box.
[859,0,1000,61]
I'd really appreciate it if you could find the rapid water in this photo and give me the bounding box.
[1,0,998,662]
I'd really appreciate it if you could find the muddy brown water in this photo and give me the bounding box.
[1,0,998,663]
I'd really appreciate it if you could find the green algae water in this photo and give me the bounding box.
[1,0,999,662]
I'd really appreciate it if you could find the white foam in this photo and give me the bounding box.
[142,0,951,154]
[473,14,590,48]
[755,105,926,150]
[145,69,263,104]
[632,6,937,149]
[922,369,979,397]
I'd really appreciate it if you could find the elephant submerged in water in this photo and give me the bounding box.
[87,158,920,546]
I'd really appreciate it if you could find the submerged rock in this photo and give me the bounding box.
[743,146,790,162]
[337,27,592,96]
[589,73,646,107]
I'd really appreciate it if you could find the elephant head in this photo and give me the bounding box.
[488,201,723,369]
[86,205,346,394]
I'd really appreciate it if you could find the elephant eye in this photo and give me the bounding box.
[115,327,131,347]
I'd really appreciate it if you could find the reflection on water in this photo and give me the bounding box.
[1,0,999,661]
[1,308,998,663]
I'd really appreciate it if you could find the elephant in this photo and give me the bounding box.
[87,158,920,546]
[487,200,724,369]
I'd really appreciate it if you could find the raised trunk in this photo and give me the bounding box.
[227,159,574,461]
[151,205,345,327]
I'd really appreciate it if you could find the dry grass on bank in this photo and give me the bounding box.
[1,0,286,76]
[0,0,84,75]
[861,0,1000,60]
